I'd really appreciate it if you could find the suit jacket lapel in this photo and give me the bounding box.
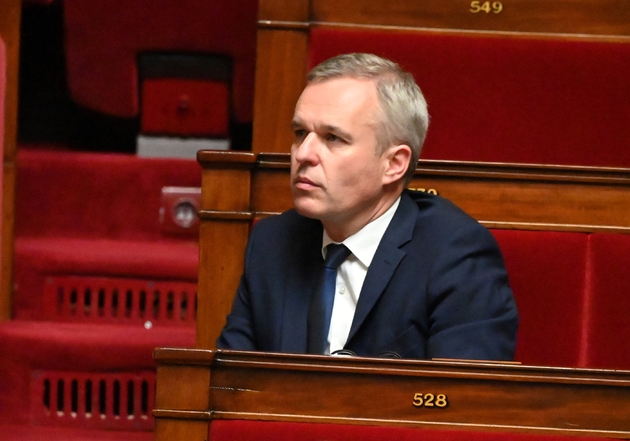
[347,193,418,342]
[280,219,323,353]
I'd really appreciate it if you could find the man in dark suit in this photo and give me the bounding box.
[217,53,518,360]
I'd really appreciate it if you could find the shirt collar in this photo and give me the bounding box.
[322,196,401,267]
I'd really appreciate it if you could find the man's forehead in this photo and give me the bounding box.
[301,76,378,98]
[294,77,380,124]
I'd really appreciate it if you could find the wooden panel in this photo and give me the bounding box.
[409,163,630,233]
[154,348,630,438]
[196,220,250,349]
[155,365,211,411]
[200,170,252,212]
[0,0,20,321]
[258,0,310,23]
[311,0,630,36]
[154,419,210,441]
[251,168,292,214]
[252,28,308,154]
[0,0,20,162]
[196,151,256,348]
[1,163,15,319]
[220,153,630,232]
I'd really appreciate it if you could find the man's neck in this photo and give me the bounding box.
[323,193,402,242]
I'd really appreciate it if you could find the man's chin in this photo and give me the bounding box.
[292,198,324,220]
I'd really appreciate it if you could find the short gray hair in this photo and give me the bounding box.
[307,53,429,182]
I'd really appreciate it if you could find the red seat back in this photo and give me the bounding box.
[63,0,258,124]
[583,233,630,370]
[491,230,588,367]
[307,27,630,167]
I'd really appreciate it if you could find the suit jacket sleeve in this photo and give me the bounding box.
[425,219,519,361]
[215,223,260,351]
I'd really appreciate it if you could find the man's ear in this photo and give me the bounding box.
[382,144,412,185]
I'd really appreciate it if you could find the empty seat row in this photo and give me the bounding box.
[492,229,630,370]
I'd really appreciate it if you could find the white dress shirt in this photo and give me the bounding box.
[321,197,401,354]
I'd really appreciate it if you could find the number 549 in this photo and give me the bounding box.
[470,1,503,13]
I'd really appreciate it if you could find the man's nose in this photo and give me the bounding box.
[294,133,319,164]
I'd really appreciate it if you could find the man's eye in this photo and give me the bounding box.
[326,134,343,143]
[294,129,307,139]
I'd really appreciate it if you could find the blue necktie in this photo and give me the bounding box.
[307,243,352,354]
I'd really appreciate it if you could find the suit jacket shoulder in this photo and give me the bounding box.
[346,190,518,360]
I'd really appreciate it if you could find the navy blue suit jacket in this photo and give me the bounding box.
[217,190,519,360]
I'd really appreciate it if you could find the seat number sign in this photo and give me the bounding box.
[470,1,503,13]
[412,393,449,408]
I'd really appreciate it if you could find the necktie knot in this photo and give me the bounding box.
[324,244,351,269]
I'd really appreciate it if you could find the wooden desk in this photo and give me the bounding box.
[154,348,630,440]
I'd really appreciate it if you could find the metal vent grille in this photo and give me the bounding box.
[43,276,196,325]
[32,371,155,430]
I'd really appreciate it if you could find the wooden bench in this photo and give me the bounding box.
[154,348,630,440]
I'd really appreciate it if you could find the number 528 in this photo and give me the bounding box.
[412,393,448,408]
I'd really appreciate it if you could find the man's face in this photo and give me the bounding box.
[290,77,391,238]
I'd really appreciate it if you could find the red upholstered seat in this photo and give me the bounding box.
[491,230,588,368]
[15,148,201,240]
[307,27,630,168]
[141,78,230,137]
[582,233,630,370]
[0,320,194,426]
[13,147,201,320]
[63,0,257,124]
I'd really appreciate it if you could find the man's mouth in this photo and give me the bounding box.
[293,176,319,190]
